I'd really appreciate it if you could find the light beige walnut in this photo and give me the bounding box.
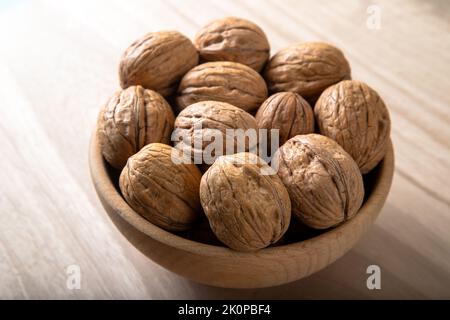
[200,152,291,251]
[97,86,174,169]
[264,42,351,102]
[255,92,315,150]
[194,16,270,72]
[119,143,202,231]
[176,61,268,113]
[173,101,258,166]
[273,134,364,229]
[119,31,198,97]
[314,80,391,173]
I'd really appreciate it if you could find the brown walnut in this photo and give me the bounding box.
[176,61,268,112]
[314,80,391,174]
[264,42,351,102]
[119,31,198,97]
[173,101,258,166]
[255,92,315,149]
[194,16,270,72]
[273,134,364,229]
[119,143,202,231]
[200,152,291,251]
[97,86,174,169]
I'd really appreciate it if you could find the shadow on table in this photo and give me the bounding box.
[180,203,449,299]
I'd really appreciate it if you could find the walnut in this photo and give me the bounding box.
[176,61,268,113]
[272,134,364,229]
[119,31,198,97]
[119,143,202,231]
[97,86,174,169]
[173,101,258,166]
[314,80,391,174]
[255,92,315,149]
[200,152,291,251]
[194,16,270,72]
[264,42,351,102]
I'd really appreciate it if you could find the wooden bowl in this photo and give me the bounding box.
[89,131,394,289]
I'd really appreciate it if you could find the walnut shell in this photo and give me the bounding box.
[97,86,174,169]
[200,152,291,251]
[119,143,202,231]
[119,31,198,97]
[264,42,351,101]
[194,16,270,72]
[173,101,258,165]
[273,134,364,229]
[176,61,268,112]
[314,80,391,174]
[255,92,315,148]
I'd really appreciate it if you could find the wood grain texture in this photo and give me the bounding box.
[0,0,449,298]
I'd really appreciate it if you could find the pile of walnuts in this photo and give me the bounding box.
[96,17,391,252]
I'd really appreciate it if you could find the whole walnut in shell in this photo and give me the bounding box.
[194,17,270,72]
[200,152,291,251]
[264,42,351,102]
[314,80,391,174]
[97,86,174,169]
[119,143,202,231]
[176,61,268,112]
[255,92,315,149]
[272,134,364,229]
[119,31,198,97]
[173,101,258,165]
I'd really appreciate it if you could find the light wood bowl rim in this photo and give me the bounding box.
[89,131,394,259]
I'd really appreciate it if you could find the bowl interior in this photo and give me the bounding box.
[90,132,394,258]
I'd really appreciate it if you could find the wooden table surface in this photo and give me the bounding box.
[0,0,449,299]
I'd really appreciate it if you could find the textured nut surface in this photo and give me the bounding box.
[255,92,315,147]
[194,16,270,72]
[200,152,291,251]
[119,31,198,96]
[314,80,391,173]
[264,42,351,101]
[176,61,268,112]
[97,86,174,169]
[119,143,202,231]
[273,134,364,229]
[174,101,258,165]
